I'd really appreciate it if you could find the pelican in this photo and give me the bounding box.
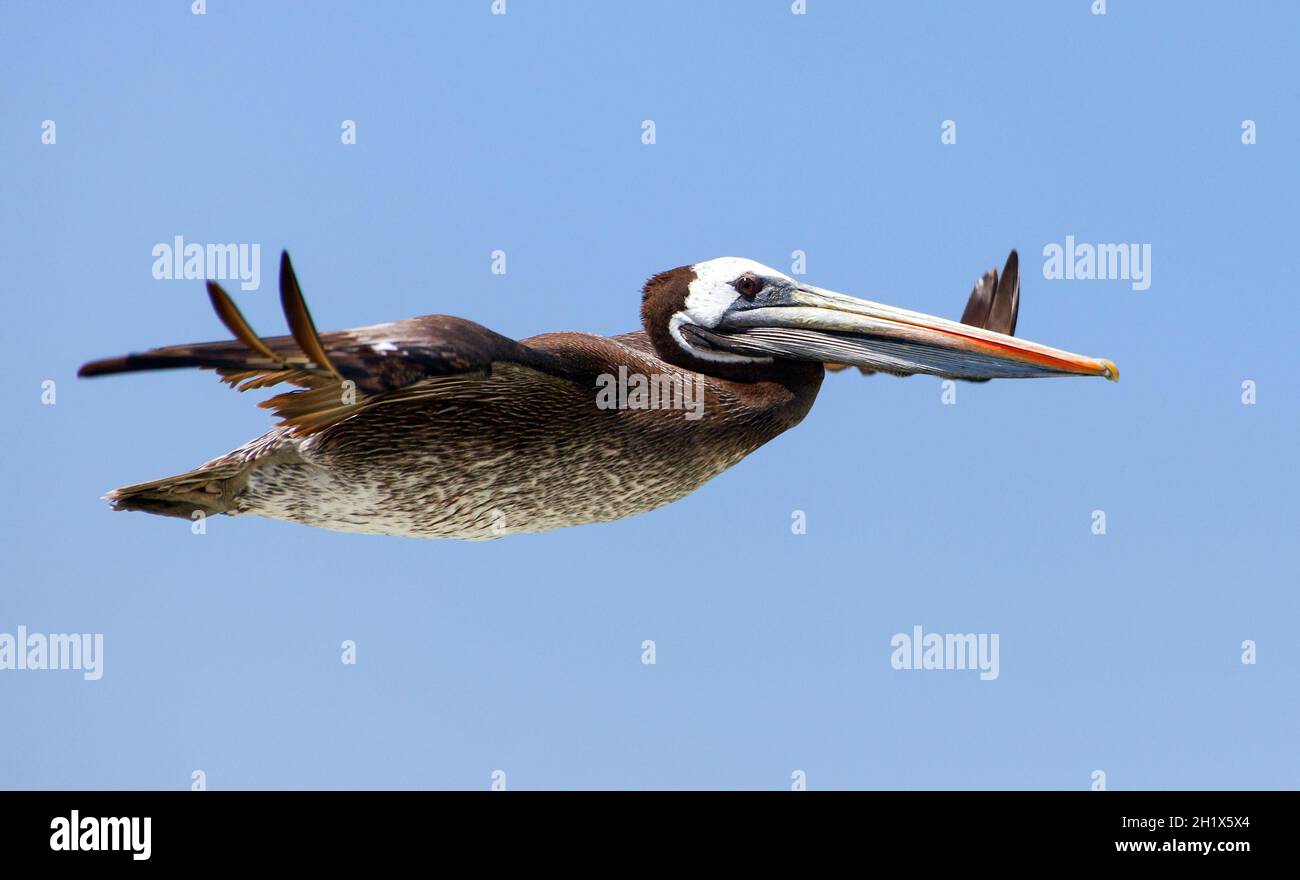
[78,250,1117,539]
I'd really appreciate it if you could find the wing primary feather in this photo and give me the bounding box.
[279,250,341,378]
[989,249,1019,336]
[206,281,287,364]
[960,268,997,329]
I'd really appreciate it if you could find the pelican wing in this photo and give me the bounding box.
[78,251,585,436]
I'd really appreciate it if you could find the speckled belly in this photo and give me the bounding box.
[235,377,765,540]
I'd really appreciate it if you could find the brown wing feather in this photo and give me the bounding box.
[278,251,341,379]
[986,249,1019,336]
[960,268,998,329]
[78,250,587,436]
[206,281,285,365]
[961,250,1019,335]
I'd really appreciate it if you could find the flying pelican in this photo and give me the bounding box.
[79,250,1117,539]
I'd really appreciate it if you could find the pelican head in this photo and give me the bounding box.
[642,255,1118,381]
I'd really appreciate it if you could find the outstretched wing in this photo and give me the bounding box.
[78,251,586,436]
[825,249,1020,377]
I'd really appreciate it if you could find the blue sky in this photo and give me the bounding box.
[1,1,1296,790]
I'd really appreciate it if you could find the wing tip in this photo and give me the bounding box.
[77,358,121,378]
[278,250,341,378]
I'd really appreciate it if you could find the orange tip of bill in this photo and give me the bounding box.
[1100,359,1119,382]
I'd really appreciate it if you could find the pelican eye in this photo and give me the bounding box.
[733,273,762,298]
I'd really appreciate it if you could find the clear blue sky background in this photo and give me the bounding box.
[2,1,1296,790]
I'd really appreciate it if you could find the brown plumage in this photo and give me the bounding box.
[78,249,1115,538]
